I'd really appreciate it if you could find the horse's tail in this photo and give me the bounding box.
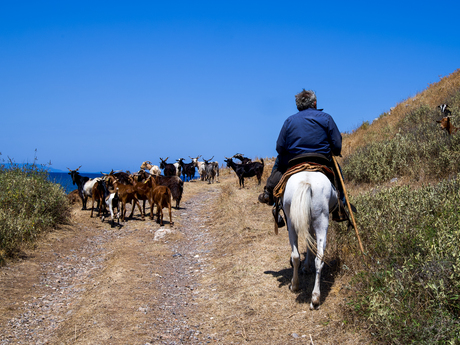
[291,181,316,255]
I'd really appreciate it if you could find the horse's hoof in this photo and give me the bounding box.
[310,293,320,309]
[309,302,320,310]
[289,284,299,292]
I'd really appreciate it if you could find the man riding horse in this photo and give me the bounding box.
[258,89,354,224]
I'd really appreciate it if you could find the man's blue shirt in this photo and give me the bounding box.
[276,108,342,167]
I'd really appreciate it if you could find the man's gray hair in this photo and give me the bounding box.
[295,89,317,111]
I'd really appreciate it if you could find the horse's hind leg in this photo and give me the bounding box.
[310,222,328,310]
[310,255,324,310]
[288,222,301,292]
[302,247,315,274]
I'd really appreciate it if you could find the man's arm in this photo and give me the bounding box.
[328,117,342,156]
[276,119,289,155]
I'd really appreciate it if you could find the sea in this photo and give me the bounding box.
[48,172,103,194]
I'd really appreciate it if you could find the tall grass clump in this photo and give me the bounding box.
[333,176,460,344]
[0,161,70,262]
[343,92,460,184]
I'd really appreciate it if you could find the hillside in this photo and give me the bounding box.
[332,68,460,343]
[342,68,460,160]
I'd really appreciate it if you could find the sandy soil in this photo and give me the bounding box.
[0,174,372,345]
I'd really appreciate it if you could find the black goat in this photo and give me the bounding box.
[159,157,177,177]
[224,157,264,188]
[438,104,452,116]
[203,157,216,184]
[67,166,90,210]
[179,157,197,182]
[233,153,252,164]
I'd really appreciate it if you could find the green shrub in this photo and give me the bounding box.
[333,176,460,343]
[0,162,70,261]
[343,96,460,184]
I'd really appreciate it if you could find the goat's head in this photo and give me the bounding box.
[159,157,169,169]
[203,156,214,164]
[190,155,201,166]
[67,166,82,184]
[140,161,152,170]
[136,169,149,182]
[437,116,458,135]
[224,157,233,167]
[438,104,452,116]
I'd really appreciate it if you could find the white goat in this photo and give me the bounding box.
[140,161,161,176]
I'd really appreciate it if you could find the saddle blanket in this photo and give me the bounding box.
[273,162,335,198]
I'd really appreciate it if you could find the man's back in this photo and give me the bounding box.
[276,108,342,166]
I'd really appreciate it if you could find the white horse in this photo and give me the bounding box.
[282,170,338,310]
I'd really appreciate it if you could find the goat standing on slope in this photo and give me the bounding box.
[233,153,252,164]
[437,104,459,135]
[224,157,264,188]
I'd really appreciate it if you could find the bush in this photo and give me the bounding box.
[333,176,460,343]
[0,162,70,261]
[343,96,460,184]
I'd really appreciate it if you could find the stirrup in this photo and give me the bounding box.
[332,200,349,222]
[272,206,285,228]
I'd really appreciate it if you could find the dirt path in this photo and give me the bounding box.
[0,183,220,345]
[0,175,371,345]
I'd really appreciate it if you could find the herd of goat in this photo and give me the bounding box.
[67,153,265,227]
[65,102,455,228]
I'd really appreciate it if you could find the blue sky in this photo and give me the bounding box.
[1,1,459,173]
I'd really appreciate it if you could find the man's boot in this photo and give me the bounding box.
[332,200,349,222]
[258,187,274,206]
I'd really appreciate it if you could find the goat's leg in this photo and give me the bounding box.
[83,196,88,210]
[121,201,127,222]
[159,207,164,226]
[128,200,135,218]
[135,199,144,220]
[90,198,95,217]
[149,200,154,220]
[168,204,173,227]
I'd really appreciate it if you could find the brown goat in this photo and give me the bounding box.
[137,169,183,209]
[104,173,144,222]
[90,179,106,218]
[144,175,173,227]
[437,116,459,135]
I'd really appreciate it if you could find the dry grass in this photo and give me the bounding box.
[342,68,460,160]
[185,169,371,344]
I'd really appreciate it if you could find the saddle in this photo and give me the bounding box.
[273,155,336,199]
